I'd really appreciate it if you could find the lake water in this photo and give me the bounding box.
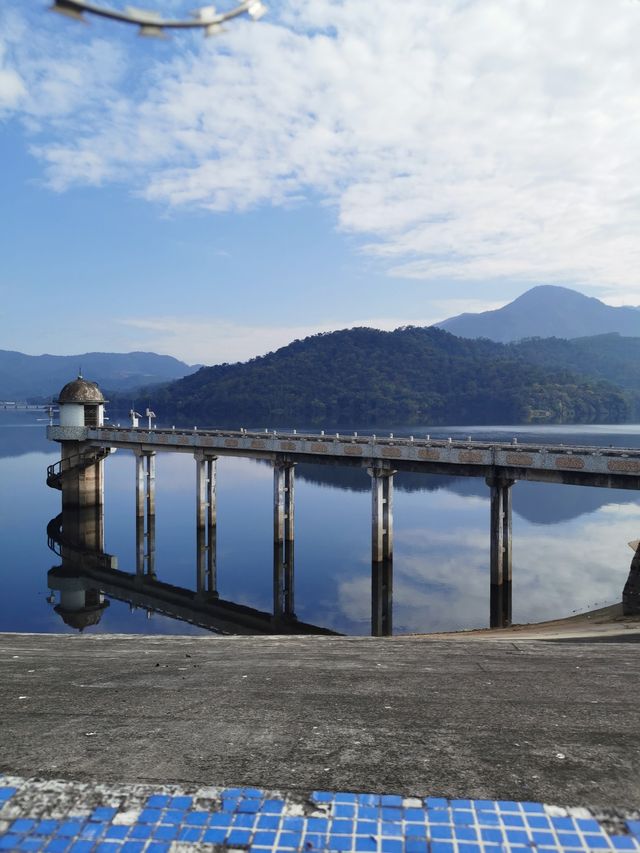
[1,409,639,636]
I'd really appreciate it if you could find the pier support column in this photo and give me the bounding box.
[273,461,295,620]
[487,475,514,628]
[135,451,156,579]
[369,467,394,636]
[195,453,217,596]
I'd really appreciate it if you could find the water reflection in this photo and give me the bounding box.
[46,506,339,635]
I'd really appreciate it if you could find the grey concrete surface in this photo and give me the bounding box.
[1,633,639,810]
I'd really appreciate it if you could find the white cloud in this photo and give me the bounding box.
[118,313,451,364]
[6,0,640,294]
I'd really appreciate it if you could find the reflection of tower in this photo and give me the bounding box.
[51,376,109,509]
[47,504,116,632]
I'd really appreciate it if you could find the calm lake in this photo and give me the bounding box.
[1,409,639,636]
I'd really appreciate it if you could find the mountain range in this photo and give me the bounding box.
[0,350,197,401]
[436,285,640,342]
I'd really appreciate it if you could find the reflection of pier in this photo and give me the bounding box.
[47,509,338,635]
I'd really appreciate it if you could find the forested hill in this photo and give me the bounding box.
[146,326,633,427]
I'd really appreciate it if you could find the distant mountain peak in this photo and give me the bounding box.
[435,285,640,342]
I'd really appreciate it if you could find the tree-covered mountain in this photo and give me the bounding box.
[144,326,633,427]
[436,285,640,342]
[0,350,198,401]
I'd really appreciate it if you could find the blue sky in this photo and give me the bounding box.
[2,0,640,364]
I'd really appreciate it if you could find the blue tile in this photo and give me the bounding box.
[35,821,59,836]
[356,821,378,835]
[120,844,144,853]
[381,808,401,821]
[522,802,545,814]
[152,826,178,841]
[312,792,334,804]
[584,835,612,849]
[278,832,302,849]
[576,819,601,833]
[506,829,531,845]
[263,799,285,814]
[380,822,402,838]
[12,819,37,833]
[430,843,454,853]
[90,808,118,822]
[128,826,152,840]
[69,843,93,853]
[473,801,496,811]
[335,793,357,804]
[532,831,556,845]
[304,833,329,850]
[57,823,84,838]
[145,795,170,808]
[307,818,329,832]
[44,844,69,853]
[552,817,576,831]
[168,796,192,809]
[177,826,202,842]
[253,830,278,846]
[234,813,257,828]
[105,827,128,840]
[557,832,583,848]
[480,828,503,843]
[159,809,184,824]
[404,809,426,823]
[242,787,265,799]
[95,844,121,853]
[221,797,240,812]
[184,810,208,826]
[627,823,640,839]
[381,842,402,853]
[503,814,525,827]
[476,810,500,826]
[223,788,244,798]
[146,844,170,853]
[428,810,451,824]
[357,794,379,807]
[355,838,377,852]
[209,813,232,828]
[257,815,281,830]
[358,807,378,821]
[457,845,481,853]
[202,827,228,843]
[138,808,162,824]
[282,817,304,832]
[227,829,252,845]
[497,801,520,812]
[332,820,354,835]
[406,841,428,853]
[452,811,474,826]
[0,787,17,802]
[238,798,261,813]
[19,840,46,852]
[454,827,478,841]
[527,816,551,829]
[79,823,106,840]
[430,826,453,840]
[451,800,472,810]
[335,804,356,818]
[380,796,402,807]
[426,798,448,810]
[611,837,638,850]
[328,838,353,852]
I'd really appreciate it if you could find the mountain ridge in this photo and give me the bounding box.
[436,285,640,342]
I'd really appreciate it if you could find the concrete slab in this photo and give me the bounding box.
[1,633,639,810]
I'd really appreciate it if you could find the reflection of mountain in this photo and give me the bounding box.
[0,418,50,458]
[294,464,636,525]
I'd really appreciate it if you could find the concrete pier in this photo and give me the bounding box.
[195,453,217,597]
[135,451,156,579]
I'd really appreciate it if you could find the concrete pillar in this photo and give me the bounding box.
[487,476,514,628]
[368,467,394,636]
[135,451,156,579]
[273,540,295,621]
[274,462,295,543]
[60,441,104,510]
[195,453,217,597]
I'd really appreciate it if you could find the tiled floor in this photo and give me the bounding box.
[1,776,639,852]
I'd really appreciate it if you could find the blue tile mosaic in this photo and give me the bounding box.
[2,777,639,853]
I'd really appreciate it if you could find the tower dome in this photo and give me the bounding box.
[57,375,106,404]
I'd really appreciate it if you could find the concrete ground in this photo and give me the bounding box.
[1,632,639,812]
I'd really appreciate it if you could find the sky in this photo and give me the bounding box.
[2,0,640,366]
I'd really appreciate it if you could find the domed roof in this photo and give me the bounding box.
[57,375,106,404]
